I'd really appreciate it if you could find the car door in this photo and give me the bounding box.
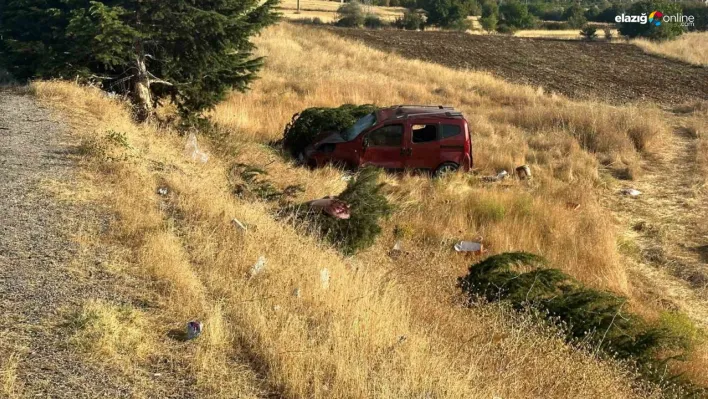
[404,121,441,171]
[359,123,406,170]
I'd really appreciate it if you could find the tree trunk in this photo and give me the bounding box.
[132,41,152,123]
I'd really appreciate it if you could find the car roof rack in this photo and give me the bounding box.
[394,105,453,109]
[395,110,463,119]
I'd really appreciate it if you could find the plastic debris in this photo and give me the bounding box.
[250,256,266,277]
[515,165,531,180]
[482,170,509,182]
[566,202,581,211]
[186,320,203,340]
[454,241,485,254]
[320,268,330,290]
[389,240,403,259]
[341,174,353,182]
[231,218,247,231]
[292,287,301,298]
[620,188,642,197]
[183,133,209,163]
[308,197,351,219]
[156,187,169,196]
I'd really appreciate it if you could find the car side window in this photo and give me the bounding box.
[412,124,438,143]
[441,124,461,139]
[367,124,403,147]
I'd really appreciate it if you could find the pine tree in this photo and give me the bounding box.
[0,0,279,120]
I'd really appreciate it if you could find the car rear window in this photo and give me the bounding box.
[412,124,438,143]
[441,124,461,139]
[368,125,403,147]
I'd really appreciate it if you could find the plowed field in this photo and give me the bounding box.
[327,27,708,105]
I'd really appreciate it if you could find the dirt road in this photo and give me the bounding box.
[327,27,708,105]
[0,89,191,397]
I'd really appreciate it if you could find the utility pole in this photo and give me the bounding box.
[297,0,300,13]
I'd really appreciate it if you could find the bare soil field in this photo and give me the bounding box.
[326,27,708,105]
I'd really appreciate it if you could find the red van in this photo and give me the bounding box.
[303,105,473,176]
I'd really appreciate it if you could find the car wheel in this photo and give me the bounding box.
[434,162,459,177]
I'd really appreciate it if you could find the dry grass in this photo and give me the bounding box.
[0,352,22,399]
[33,74,655,397]
[277,0,404,23]
[31,21,698,397]
[67,300,152,368]
[633,32,708,67]
[513,29,619,39]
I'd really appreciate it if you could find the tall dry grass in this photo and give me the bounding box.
[633,32,708,67]
[34,75,657,398]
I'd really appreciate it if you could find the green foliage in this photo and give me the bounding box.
[230,164,304,202]
[480,13,498,32]
[618,0,686,40]
[336,1,365,27]
[458,252,691,364]
[420,0,479,27]
[284,167,392,255]
[281,104,378,158]
[0,0,279,117]
[527,2,564,21]
[564,3,587,28]
[580,26,598,40]
[683,2,708,32]
[364,14,385,29]
[395,10,425,30]
[498,0,537,29]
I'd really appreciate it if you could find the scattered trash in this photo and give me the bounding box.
[388,240,403,259]
[482,170,509,182]
[292,287,301,298]
[341,174,353,182]
[320,268,330,290]
[156,187,169,196]
[250,256,266,277]
[183,133,209,163]
[620,188,642,197]
[566,202,581,211]
[186,320,203,340]
[273,305,281,311]
[308,197,351,219]
[515,165,531,180]
[454,241,485,255]
[231,218,247,231]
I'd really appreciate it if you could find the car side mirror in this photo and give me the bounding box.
[362,137,370,150]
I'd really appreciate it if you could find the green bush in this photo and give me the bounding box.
[281,104,377,158]
[563,3,587,29]
[336,1,366,27]
[458,252,705,393]
[618,0,685,40]
[458,253,689,362]
[499,0,537,29]
[364,14,385,29]
[395,10,425,30]
[283,167,392,255]
[580,26,598,40]
[495,23,517,34]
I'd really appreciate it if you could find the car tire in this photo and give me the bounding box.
[434,162,459,177]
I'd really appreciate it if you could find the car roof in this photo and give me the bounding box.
[377,105,465,122]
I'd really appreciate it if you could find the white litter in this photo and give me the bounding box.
[183,133,209,163]
[292,287,301,298]
[250,256,266,277]
[231,218,247,231]
[320,268,330,290]
[392,241,402,252]
[515,165,531,180]
[496,170,508,180]
[454,241,484,253]
[620,188,642,197]
[156,187,169,196]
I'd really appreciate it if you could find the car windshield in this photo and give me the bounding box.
[341,113,376,141]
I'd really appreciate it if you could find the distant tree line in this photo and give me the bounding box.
[335,0,706,40]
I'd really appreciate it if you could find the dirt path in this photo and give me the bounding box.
[607,118,708,327]
[0,89,191,397]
